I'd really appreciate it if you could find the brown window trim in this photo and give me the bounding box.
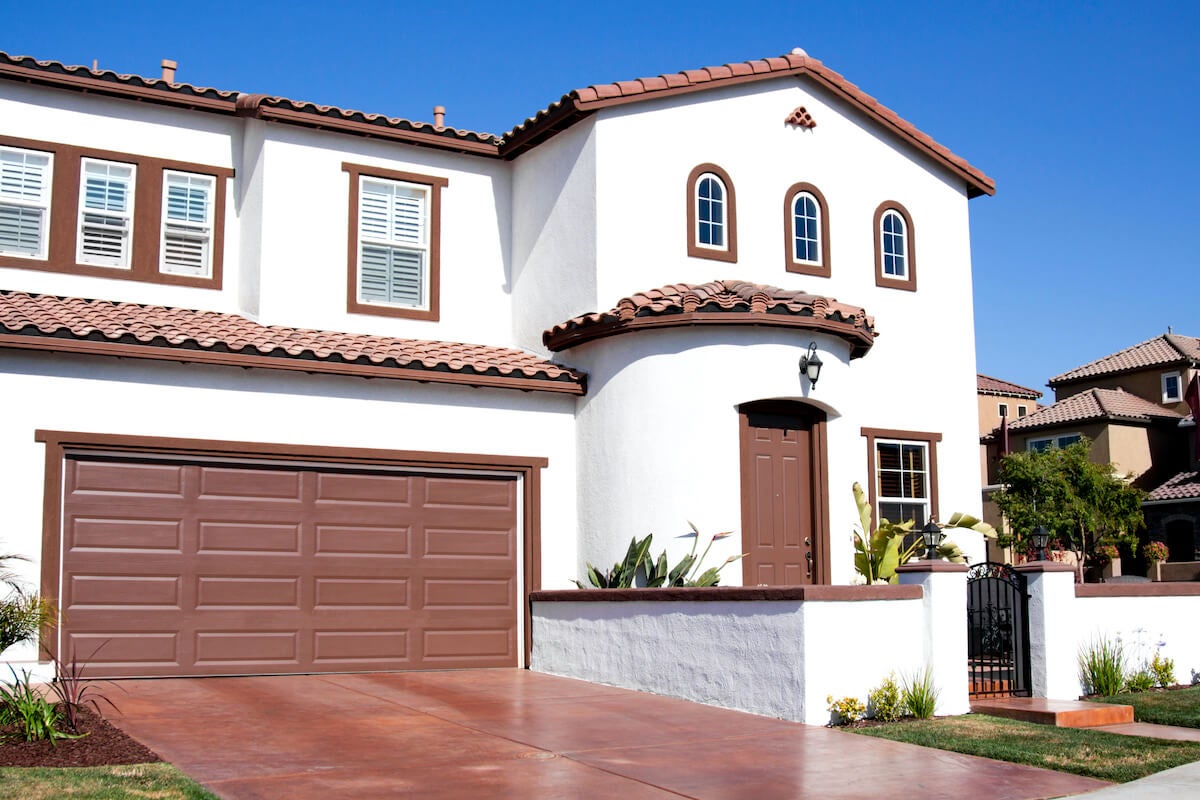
[35,429,546,666]
[342,162,448,321]
[860,427,942,527]
[685,163,737,263]
[872,200,916,292]
[0,134,232,289]
[782,182,831,277]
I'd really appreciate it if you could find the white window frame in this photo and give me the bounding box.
[791,191,821,266]
[998,403,1009,418]
[1162,371,1183,403]
[160,170,216,278]
[880,209,907,278]
[76,158,136,268]
[1027,433,1082,453]
[356,175,430,310]
[695,172,727,251]
[874,438,931,525]
[0,146,54,260]
[1018,405,1028,418]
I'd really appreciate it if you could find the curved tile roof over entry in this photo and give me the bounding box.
[543,280,876,356]
[0,291,584,395]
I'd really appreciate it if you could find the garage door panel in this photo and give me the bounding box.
[70,460,185,497]
[197,522,301,555]
[197,467,304,500]
[68,518,183,552]
[314,525,411,556]
[61,456,520,677]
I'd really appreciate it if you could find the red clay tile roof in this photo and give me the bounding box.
[977,374,1043,399]
[1006,388,1185,432]
[505,52,995,197]
[1148,471,1200,502]
[1,49,994,192]
[543,280,876,356]
[1050,334,1200,386]
[0,291,584,395]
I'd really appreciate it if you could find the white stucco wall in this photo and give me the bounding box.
[531,591,929,725]
[1073,591,1200,694]
[0,351,578,675]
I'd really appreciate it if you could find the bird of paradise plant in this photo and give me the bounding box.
[574,522,745,588]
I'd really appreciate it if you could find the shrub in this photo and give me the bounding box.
[573,524,745,588]
[1143,541,1169,563]
[1125,667,1156,693]
[0,668,77,744]
[901,667,939,719]
[1078,635,1126,696]
[1094,544,1120,564]
[1150,652,1177,689]
[867,673,904,722]
[48,650,119,733]
[826,694,865,725]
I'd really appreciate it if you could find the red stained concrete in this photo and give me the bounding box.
[106,671,1111,799]
[972,697,1135,727]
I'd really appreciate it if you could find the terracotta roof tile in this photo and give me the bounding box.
[1006,388,1185,432]
[543,279,876,356]
[503,51,994,196]
[977,373,1043,399]
[0,291,583,395]
[1050,333,1200,385]
[1148,471,1200,502]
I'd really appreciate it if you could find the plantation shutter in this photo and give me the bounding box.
[161,172,214,276]
[358,178,427,307]
[0,148,52,258]
[78,160,135,266]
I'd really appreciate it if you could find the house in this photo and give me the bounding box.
[1003,333,1200,564]
[976,374,1043,555]
[0,48,994,679]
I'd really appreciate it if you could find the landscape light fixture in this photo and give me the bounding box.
[920,520,944,561]
[1031,525,1050,562]
[799,342,823,388]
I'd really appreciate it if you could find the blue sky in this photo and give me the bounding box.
[7,1,1197,395]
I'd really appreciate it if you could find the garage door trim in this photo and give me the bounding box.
[36,429,546,668]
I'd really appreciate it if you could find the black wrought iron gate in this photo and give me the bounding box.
[966,562,1031,698]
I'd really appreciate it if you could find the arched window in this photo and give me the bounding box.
[686,163,737,262]
[783,182,830,277]
[873,201,916,291]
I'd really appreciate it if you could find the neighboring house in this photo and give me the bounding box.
[976,374,1042,551]
[0,48,994,678]
[1004,333,1200,562]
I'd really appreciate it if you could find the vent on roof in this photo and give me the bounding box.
[790,47,808,57]
[161,59,177,83]
[433,105,445,130]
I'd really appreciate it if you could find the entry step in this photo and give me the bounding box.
[971,697,1134,728]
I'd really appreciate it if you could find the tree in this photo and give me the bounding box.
[993,440,1144,581]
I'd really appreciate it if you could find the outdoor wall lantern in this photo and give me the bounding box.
[799,342,823,388]
[920,520,944,561]
[1031,525,1051,562]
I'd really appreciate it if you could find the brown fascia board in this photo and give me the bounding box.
[499,98,594,159]
[0,333,585,396]
[0,60,238,115]
[543,311,876,357]
[1048,361,1192,389]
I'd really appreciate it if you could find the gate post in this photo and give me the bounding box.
[896,561,970,716]
[1015,562,1078,699]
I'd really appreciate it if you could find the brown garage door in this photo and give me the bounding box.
[59,454,519,678]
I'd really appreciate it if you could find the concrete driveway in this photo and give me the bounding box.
[107,670,1109,799]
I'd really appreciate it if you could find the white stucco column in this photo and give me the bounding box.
[896,561,970,716]
[1016,562,1079,699]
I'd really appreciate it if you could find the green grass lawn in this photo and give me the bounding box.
[849,714,1200,783]
[1090,685,1200,729]
[0,763,217,799]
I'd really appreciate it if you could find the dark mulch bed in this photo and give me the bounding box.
[0,706,160,767]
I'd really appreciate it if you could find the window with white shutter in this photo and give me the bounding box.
[160,171,215,277]
[357,177,429,309]
[0,147,53,259]
[76,159,135,267]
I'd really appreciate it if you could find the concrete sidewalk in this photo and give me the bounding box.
[1065,760,1200,798]
[105,671,1110,799]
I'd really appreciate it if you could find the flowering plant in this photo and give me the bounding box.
[1094,544,1120,563]
[1143,541,1169,563]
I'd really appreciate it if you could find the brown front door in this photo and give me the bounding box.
[58,454,520,678]
[739,401,828,586]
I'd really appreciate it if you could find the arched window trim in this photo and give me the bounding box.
[782,182,830,277]
[686,163,737,263]
[873,201,916,291]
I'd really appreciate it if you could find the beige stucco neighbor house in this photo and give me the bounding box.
[1004,333,1200,567]
[0,48,995,680]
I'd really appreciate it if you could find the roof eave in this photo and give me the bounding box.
[0,61,237,115]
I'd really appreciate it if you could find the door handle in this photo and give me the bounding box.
[805,551,813,577]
